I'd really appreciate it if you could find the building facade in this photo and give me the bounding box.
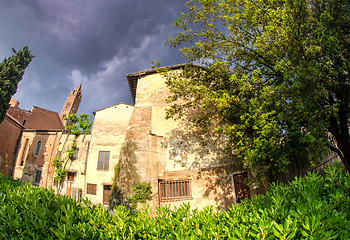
[53,133,91,199]
[0,84,81,182]
[13,130,62,188]
[112,64,262,212]
[85,103,133,205]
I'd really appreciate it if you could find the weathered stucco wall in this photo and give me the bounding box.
[117,69,248,213]
[85,103,133,205]
[53,134,91,196]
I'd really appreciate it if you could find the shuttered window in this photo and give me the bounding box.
[97,151,110,170]
[159,179,192,202]
[87,183,97,195]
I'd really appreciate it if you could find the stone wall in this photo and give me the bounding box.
[116,68,258,213]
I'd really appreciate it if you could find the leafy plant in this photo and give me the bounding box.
[65,113,92,135]
[1,165,349,239]
[128,182,152,210]
[164,0,350,175]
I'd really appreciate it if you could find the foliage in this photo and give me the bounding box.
[65,113,92,135]
[1,165,349,239]
[0,46,34,123]
[128,182,152,210]
[110,163,122,207]
[52,140,77,182]
[53,113,91,184]
[164,0,350,176]
[52,156,67,182]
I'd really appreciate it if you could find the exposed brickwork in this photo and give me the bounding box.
[125,106,152,140]
[0,115,23,176]
[60,84,82,126]
[13,131,62,188]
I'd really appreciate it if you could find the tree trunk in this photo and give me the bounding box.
[328,105,350,172]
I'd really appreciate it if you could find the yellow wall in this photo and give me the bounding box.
[85,103,133,205]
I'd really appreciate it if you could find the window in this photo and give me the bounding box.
[67,172,75,182]
[65,102,71,110]
[34,169,42,184]
[20,139,29,166]
[34,141,42,156]
[159,179,192,202]
[232,172,250,204]
[97,151,110,170]
[87,183,97,195]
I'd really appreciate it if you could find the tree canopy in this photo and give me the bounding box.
[0,46,34,123]
[65,113,92,135]
[164,0,350,176]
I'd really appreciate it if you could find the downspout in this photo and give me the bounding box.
[83,135,91,197]
[10,129,23,177]
[46,131,61,188]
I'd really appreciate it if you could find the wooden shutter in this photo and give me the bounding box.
[97,151,110,170]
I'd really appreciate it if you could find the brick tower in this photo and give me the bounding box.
[60,84,82,126]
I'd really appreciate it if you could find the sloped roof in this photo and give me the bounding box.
[24,106,64,130]
[93,102,133,115]
[126,63,197,104]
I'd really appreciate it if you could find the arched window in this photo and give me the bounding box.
[34,141,42,156]
[20,139,29,166]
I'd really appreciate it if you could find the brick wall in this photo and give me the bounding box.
[0,115,23,176]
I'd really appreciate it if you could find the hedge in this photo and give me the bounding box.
[1,164,349,239]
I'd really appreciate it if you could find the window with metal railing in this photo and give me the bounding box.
[158,179,192,202]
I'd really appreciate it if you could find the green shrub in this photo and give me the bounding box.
[0,164,349,239]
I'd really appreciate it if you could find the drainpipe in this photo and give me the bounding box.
[83,138,91,198]
[46,131,61,188]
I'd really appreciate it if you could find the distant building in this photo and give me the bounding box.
[0,84,81,186]
[60,84,82,127]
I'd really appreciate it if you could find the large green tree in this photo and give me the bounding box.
[0,46,34,123]
[164,0,350,176]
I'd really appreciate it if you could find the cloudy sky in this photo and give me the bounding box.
[0,0,188,117]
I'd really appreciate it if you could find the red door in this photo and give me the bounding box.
[67,182,73,197]
[103,185,111,205]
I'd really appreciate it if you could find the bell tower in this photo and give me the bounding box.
[60,83,82,126]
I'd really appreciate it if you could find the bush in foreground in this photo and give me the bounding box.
[1,165,349,239]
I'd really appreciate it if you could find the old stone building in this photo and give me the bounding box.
[53,133,91,198]
[0,99,64,178]
[85,103,133,205]
[2,65,343,211]
[3,84,82,188]
[111,64,262,212]
[0,109,24,176]
[60,84,82,126]
[13,130,62,188]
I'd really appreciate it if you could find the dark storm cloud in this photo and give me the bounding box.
[0,0,188,116]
